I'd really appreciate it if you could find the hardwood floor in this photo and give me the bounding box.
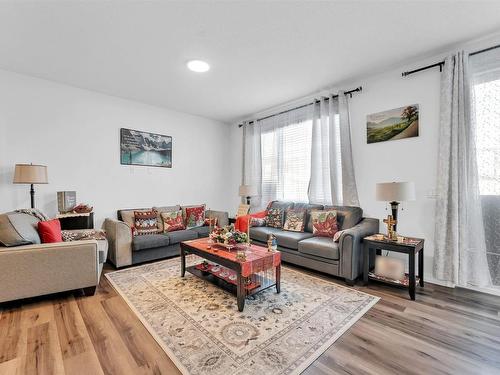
[1,263,500,375]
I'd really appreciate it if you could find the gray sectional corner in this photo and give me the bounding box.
[105,207,228,268]
[249,201,379,284]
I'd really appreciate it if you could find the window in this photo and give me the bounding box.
[471,48,500,287]
[474,78,500,195]
[261,119,313,202]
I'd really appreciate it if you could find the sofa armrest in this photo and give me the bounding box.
[206,210,229,227]
[103,218,133,268]
[339,218,379,281]
[0,240,99,303]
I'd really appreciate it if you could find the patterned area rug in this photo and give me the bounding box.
[106,257,379,375]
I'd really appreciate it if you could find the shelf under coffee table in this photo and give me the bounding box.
[180,239,281,312]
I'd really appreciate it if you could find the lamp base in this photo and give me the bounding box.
[30,184,35,209]
[390,201,399,231]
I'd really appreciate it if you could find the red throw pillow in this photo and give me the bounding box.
[38,219,63,243]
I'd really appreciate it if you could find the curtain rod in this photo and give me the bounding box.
[237,86,362,127]
[401,43,500,77]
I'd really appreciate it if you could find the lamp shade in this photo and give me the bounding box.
[376,181,415,202]
[238,184,258,197]
[13,164,48,184]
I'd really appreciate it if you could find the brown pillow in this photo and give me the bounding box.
[134,210,158,236]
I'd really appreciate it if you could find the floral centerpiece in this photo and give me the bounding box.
[209,224,249,249]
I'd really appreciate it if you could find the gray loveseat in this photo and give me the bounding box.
[249,201,379,285]
[104,206,228,268]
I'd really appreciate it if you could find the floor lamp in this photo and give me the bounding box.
[13,164,49,209]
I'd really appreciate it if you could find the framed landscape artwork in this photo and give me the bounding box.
[120,128,172,168]
[367,104,419,144]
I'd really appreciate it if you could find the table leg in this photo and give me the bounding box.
[236,273,245,312]
[409,249,416,300]
[180,246,186,277]
[276,264,281,293]
[363,245,370,286]
[419,247,424,287]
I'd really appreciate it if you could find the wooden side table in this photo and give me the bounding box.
[57,212,94,230]
[363,235,424,300]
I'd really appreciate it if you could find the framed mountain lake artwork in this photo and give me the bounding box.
[367,104,419,144]
[120,128,172,168]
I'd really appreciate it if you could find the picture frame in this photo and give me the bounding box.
[120,128,172,168]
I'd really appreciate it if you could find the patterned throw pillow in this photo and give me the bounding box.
[134,210,158,236]
[266,208,284,228]
[250,217,267,227]
[161,210,185,232]
[184,205,206,229]
[204,217,218,227]
[310,210,338,237]
[283,208,306,232]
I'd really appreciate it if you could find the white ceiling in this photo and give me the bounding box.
[1,1,500,123]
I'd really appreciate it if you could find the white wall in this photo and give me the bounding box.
[0,70,232,227]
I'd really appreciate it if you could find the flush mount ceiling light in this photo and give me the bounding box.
[186,60,210,73]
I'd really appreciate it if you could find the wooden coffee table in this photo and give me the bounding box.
[180,238,281,312]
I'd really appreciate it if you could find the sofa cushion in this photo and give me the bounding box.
[134,210,159,236]
[324,206,363,230]
[310,210,338,238]
[0,213,30,247]
[274,230,313,250]
[268,200,295,212]
[167,229,198,245]
[249,227,283,243]
[38,219,63,243]
[283,208,306,232]
[190,226,211,238]
[153,205,181,232]
[120,209,149,229]
[4,212,41,245]
[183,205,206,229]
[161,210,186,233]
[133,234,170,251]
[298,237,340,260]
[266,208,284,228]
[293,203,324,232]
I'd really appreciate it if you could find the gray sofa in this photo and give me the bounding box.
[104,206,228,268]
[249,201,379,284]
[0,211,108,303]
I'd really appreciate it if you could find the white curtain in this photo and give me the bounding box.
[242,121,262,210]
[434,51,491,288]
[308,92,359,206]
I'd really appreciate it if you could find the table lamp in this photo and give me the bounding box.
[238,184,258,205]
[13,164,48,208]
[376,181,415,231]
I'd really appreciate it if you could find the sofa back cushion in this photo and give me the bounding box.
[324,206,363,230]
[0,212,41,247]
[292,203,324,232]
[268,200,295,212]
[6,212,42,244]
